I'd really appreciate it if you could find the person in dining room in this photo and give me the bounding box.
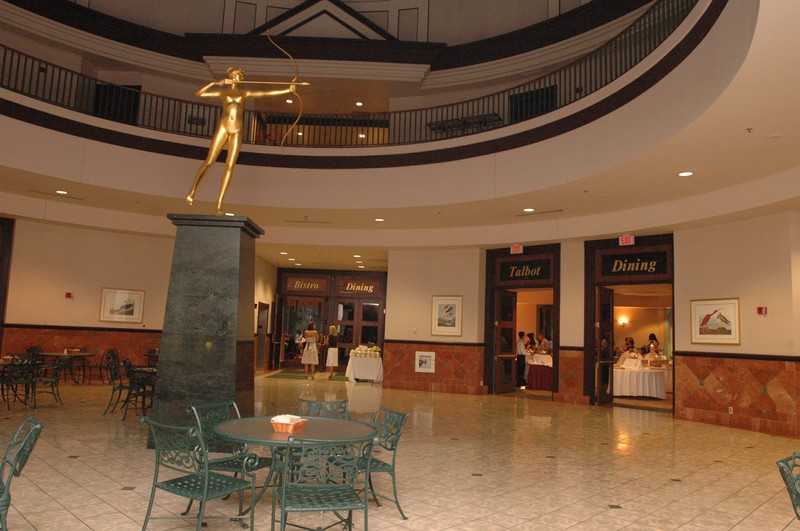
[516,331,527,387]
[525,332,538,353]
[647,333,660,354]
[616,336,636,364]
[644,333,663,363]
[538,332,553,354]
[324,325,339,380]
[301,322,320,379]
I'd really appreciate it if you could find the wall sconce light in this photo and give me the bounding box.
[617,316,629,326]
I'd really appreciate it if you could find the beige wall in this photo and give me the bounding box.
[385,248,484,343]
[559,241,584,346]
[6,219,172,328]
[674,211,800,355]
[613,306,668,353]
[516,290,554,338]
[7,219,281,336]
[254,256,278,334]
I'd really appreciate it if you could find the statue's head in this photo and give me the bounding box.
[226,67,245,80]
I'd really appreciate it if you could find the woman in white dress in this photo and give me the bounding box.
[301,322,319,379]
[325,325,339,379]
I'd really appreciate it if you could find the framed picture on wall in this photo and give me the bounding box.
[100,288,145,323]
[431,296,462,336]
[690,298,740,344]
[415,351,435,373]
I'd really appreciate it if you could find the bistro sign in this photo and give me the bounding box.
[284,275,328,293]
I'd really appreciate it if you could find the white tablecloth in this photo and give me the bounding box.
[345,357,383,383]
[613,367,666,399]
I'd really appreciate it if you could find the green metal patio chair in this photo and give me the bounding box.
[36,355,70,405]
[140,416,258,531]
[777,452,800,520]
[271,433,375,531]
[359,406,410,519]
[296,398,350,419]
[0,417,44,531]
[84,348,113,384]
[121,359,154,420]
[101,349,129,416]
[183,401,273,517]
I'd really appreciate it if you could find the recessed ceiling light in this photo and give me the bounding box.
[358,133,366,139]
[353,254,361,258]
[288,258,295,261]
[678,171,694,177]
[297,131,303,136]
[523,208,534,213]
[358,265,365,269]
[374,218,384,222]
[286,99,293,104]
[224,212,235,216]
[56,190,68,195]
[280,251,288,255]
[294,263,302,266]
[355,101,363,107]
[356,260,363,264]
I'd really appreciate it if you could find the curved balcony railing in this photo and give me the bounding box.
[0,0,698,148]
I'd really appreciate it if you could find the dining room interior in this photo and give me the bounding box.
[609,282,674,412]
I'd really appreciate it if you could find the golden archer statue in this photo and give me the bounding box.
[186,67,299,214]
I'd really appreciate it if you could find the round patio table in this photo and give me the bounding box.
[215,416,376,446]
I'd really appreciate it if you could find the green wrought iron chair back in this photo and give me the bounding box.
[0,417,44,529]
[24,347,43,364]
[104,349,121,383]
[272,434,375,530]
[359,406,411,519]
[144,417,205,476]
[373,406,410,453]
[296,398,350,419]
[777,453,800,519]
[188,400,243,454]
[140,416,257,531]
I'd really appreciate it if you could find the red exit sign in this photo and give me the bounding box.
[510,244,524,254]
[618,234,635,246]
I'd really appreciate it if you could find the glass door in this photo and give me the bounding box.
[494,290,517,393]
[596,287,615,404]
[281,297,325,360]
[334,300,384,352]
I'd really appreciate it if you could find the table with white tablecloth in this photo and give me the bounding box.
[613,367,666,399]
[345,356,383,383]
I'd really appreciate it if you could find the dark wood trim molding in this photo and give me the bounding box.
[383,339,483,348]
[4,323,163,334]
[675,351,800,362]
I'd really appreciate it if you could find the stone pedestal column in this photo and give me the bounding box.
[152,214,264,425]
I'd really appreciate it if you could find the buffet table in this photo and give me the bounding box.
[526,353,553,391]
[527,364,553,391]
[345,356,383,383]
[613,367,666,399]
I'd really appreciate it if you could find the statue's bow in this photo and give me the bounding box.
[267,32,303,149]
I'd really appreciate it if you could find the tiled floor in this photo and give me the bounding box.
[1,371,799,530]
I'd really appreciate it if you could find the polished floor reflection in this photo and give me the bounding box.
[1,371,798,530]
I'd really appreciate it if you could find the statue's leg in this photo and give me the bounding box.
[187,128,227,205]
[216,134,242,213]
